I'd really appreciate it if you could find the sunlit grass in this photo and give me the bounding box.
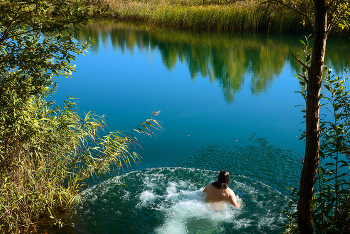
[92,0,310,33]
[0,95,161,233]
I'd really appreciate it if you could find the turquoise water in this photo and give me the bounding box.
[66,140,301,233]
[71,168,288,233]
[54,22,350,233]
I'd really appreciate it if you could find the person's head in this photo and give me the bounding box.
[218,170,230,186]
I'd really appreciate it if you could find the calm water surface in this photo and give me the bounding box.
[54,22,350,233]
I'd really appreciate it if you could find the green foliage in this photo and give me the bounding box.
[0,0,91,170]
[293,34,312,102]
[282,38,350,233]
[281,187,299,233]
[0,94,161,232]
[315,70,350,233]
[270,0,349,232]
[265,0,350,34]
[283,72,350,233]
[0,0,161,232]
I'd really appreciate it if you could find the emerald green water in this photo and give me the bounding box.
[55,22,350,233]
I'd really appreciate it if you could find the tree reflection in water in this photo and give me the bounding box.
[76,21,350,104]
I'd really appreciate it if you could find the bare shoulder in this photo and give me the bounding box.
[203,183,211,192]
[226,187,235,195]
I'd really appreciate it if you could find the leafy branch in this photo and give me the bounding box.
[125,111,162,147]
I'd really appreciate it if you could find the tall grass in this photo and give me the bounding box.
[92,0,312,33]
[150,4,302,32]
[87,0,350,35]
[0,94,161,233]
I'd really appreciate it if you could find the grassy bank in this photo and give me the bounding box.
[93,0,310,33]
[90,0,350,35]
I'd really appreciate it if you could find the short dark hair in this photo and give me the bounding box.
[212,170,229,189]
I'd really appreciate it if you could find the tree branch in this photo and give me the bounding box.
[281,0,314,30]
[291,52,310,72]
[0,4,23,44]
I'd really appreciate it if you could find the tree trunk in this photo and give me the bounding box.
[298,0,328,233]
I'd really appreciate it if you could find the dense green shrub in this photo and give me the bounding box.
[0,0,160,232]
[282,37,350,233]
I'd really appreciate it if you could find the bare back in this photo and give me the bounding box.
[203,183,240,209]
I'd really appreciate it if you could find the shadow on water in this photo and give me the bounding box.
[62,137,302,234]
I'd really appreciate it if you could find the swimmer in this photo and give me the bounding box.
[203,170,240,209]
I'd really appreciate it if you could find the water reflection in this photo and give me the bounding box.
[76,21,350,103]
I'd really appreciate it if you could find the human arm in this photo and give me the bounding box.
[228,190,240,209]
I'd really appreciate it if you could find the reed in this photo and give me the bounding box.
[93,0,312,33]
[0,95,161,233]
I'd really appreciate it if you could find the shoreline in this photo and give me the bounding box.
[91,0,348,36]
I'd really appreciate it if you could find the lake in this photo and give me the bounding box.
[54,22,350,233]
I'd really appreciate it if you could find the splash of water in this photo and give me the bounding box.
[66,167,290,233]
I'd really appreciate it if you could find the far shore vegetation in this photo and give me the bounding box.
[90,0,349,35]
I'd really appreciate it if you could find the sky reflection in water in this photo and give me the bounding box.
[54,22,349,233]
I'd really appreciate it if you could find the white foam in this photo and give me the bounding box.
[73,167,289,233]
[165,181,180,200]
[232,218,253,228]
[120,190,130,201]
[258,216,279,229]
[155,189,239,234]
[137,190,159,208]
